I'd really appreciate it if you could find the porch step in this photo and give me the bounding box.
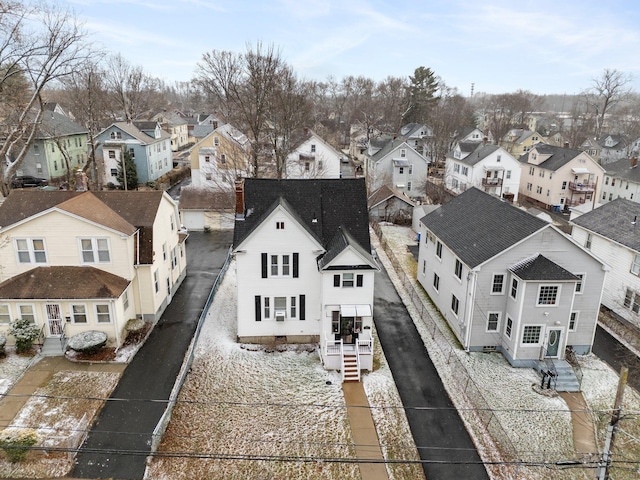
[342,353,360,382]
[40,337,65,357]
[538,359,580,392]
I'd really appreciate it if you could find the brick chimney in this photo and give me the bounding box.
[235,178,245,220]
[564,141,570,148]
[631,157,638,168]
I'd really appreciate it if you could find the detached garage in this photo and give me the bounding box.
[178,186,234,231]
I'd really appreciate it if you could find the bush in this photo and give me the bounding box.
[9,319,40,354]
[67,331,107,354]
[0,334,6,356]
[0,429,38,462]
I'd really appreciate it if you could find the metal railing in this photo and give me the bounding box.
[60,322,68,353]
[538,346,558,390]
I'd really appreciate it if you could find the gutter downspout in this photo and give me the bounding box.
[463,269,478,351]
[112,299,121,348]
[135,229,144,322]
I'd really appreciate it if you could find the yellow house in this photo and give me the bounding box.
[189,123,250,190]
[0,190,187,353]
[501,129,544,158]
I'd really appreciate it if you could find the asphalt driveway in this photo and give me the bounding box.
[374,263,489,480]
[71,230,233,480]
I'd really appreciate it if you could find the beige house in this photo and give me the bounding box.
[519,144,605,211]
[0,190,187,353]
[153,111,190,152]
[189,123,250,191]
[501,129,544,158]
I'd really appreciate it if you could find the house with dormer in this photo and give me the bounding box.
[416,188,606,385]
[152,111,190,152]
[284,129,342,179]
[96,121,172,187]
[519,144,605,211]
[598,134,628,165]
[501,129,544,158]
[444,142,522,201]
[364,138,429,198]
[232,177,379,381]
[0,190,187,353]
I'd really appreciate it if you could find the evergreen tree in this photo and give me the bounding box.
[116,149,138,190]
[402,66,440,125]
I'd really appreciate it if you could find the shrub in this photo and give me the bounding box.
[0,334,6,356]
[0,429,38,462]
[9,319,40,354]
[67,331,107,354]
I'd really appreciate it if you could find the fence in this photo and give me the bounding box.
[148,246,233,456]
[371,222,518,462]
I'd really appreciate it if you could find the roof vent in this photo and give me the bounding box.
[633,215,637,225]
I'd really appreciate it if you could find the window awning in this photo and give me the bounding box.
[571,167,590,174]
[483,164,504,171]
[340,304,372,317]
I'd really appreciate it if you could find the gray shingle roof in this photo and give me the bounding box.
[509,254,579,281]
[519,144,584,171]
[571,198,640,253]
[37,111,87,138]
[603,158,640,183]
[420,188,548,268]
[458,144,501,166]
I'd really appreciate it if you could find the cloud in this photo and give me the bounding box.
[84,19,188,48]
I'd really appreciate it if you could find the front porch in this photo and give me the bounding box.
[322,336,374,382]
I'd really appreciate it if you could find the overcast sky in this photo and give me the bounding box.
[62,0,640,96]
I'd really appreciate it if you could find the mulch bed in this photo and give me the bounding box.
[71,322,153,362]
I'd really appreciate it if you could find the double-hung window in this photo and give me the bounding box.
[0,305,10,324]
[491,274,505,294]
[454,259,462,280]
[487,312,500,331]
[451,294,459,316]
[435,241,443,259]
[574,274,584,294]
[72,305,88,324]
[95,304,111,323]
[16,238,47,264]
[510,278,519,299]
[632,254,640,276]
[80,238,110,263]
[18,305,35,323]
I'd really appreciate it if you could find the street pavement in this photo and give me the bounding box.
[373,263,490,480]
[71,230,233,480]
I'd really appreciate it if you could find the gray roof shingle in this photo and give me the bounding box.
[420,188,548,268]
[509,254,579,281]
[519,144,584,171]
[571,198,640,253]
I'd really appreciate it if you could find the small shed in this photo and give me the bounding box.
[368,185,415,224]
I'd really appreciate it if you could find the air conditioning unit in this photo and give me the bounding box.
[275,312,286,322]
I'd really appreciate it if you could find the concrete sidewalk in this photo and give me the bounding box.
[0,356,126,429]
[342,382,390,480]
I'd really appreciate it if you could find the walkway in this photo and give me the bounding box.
[0,357,126,429]
[342,382,389,480]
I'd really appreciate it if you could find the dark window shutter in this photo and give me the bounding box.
[333,274,340,287]
[255,296,261,321]
[293,253,299,278]
[357,274,363,287]
[299,295,306,320]
[261,253,267,278]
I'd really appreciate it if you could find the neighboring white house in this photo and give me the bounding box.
[364,139,429,198]
[0,190,187,352]
[597,134,628,165]
[285,129,342,179]
[445,142,522,201]
[232,177,379,381]
[416,188,607,381]
[600,157,640,204]
[570,199,640,328]
[398,123,433,157]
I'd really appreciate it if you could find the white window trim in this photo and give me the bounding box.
[504,315,513,339]
[17,304,36,324]
[450,294,459,317]
[433,272,440,293]
[631,254,640,276]
[491,273,505,295]
[0,304,12,324]
[95,304,112,324]
[15,238,48,265]
[569,311,579,332]
[79,237,111,264]
[536,284,561,307]
[487,311,501,332]
[521,324,545,346]
[574,273,585,294]
[510,277,519,300]
[270,254,292,278]
[71,304,88,324]
[435,241,443,261]
[454,258,463,282]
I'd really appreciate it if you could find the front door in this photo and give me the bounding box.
[340,317,355,344]
[46,304,63,336]
[546,328,562,358]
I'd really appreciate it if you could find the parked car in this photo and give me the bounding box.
[10,175,48,188]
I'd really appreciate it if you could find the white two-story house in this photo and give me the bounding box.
[445,142,522,201]
[0,190,187,352]
[571,199,640,328]
[417,188,607,377]
[232,178,379,381]
[285,129,342,179]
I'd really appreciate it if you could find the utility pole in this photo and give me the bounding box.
[597,366,628,480]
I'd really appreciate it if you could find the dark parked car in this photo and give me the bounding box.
[10,175,48,188]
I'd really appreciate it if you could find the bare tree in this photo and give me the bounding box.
[105,53,166,121]
[0,2,92,196]
[585,68,632,138]
[375,76,407,132]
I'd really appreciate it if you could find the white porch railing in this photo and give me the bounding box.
[325,336,343,357]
